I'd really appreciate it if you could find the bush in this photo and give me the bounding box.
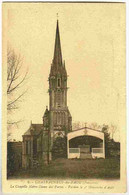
[52,136,67,159]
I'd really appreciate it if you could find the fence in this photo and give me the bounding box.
[69,148,80,153]
[92,148,104,158]
[92,148,103,153]
[68,148,80,158]
[68,148,105,159]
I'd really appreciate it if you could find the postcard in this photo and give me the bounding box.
[2,2,126,193]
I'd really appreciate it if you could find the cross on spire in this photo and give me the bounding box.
[56,13,59,20]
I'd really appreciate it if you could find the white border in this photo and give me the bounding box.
[0,0,128,195]
[0,0,2,192]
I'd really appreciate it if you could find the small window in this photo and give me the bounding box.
[57,78,61,87]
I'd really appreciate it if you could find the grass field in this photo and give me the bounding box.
[9,158,120,179]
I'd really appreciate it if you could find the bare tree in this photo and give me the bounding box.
[72,121,81,130]
[89,122,101,130]
[72,121,102,131]
[7,47,28,139]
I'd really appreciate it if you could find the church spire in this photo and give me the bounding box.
[50,19,67,77]
[53,20,62,66]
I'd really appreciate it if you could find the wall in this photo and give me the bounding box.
[7,142,22,177]
[68,153,80,159]
[92,153,105,159]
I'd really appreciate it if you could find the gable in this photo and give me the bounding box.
[24,124,43,136]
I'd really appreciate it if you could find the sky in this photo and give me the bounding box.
[4,3,125,141]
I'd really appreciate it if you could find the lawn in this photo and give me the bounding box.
[9,158,120,179]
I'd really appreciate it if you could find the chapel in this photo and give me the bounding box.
[22,20,72,168]
[22,19,105,169]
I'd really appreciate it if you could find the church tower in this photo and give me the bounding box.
[48,20,72,137]
[23,19,72,167]
[42,20,72,162]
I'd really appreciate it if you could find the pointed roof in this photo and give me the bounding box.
[50,20,67,77]
[43,106,49,117]
[53,20,62,66]
[23,124,43,136]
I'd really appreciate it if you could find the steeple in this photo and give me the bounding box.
[53,20,62,66]
[50,19,67,77]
